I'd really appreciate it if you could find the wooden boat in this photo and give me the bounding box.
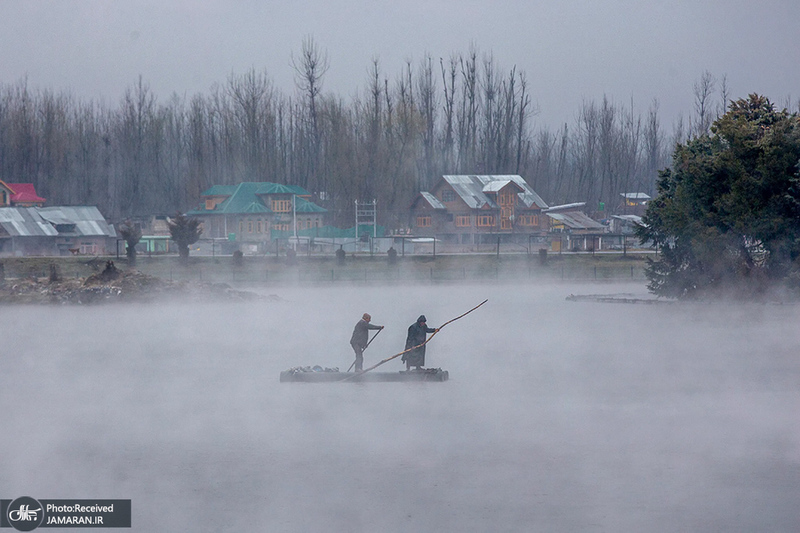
[280,367,449,383]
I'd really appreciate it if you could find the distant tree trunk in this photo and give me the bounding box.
[119,220,142,266]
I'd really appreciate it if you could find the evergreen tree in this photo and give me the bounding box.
[637,94,800,299]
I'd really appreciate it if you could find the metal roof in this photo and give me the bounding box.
[257,183,310,196]
[0,206,116,237]
[547,211,606,230]
[440,175,548,210]
[6,183,46,203]
[189,182,325,216]
[240,201,271,214]
[611,214,643,223]
[0,208,56,236]
[419,192,446,209]
[295,196,327,213]
[481,179,514,193]
[545,202,586,212]
[201,185,238,196]
[621,192,651,200]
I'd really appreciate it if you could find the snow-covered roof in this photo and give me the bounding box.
[621,193,651,200]
[545,202,586,212]
[481,179,514,193]
[439,175,548,210]
[0,206,116,237]
[547,211,605,230]
[611,214,643,223]
[419,192,446,209]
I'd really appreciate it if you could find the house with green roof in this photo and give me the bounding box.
[187,182,326,248]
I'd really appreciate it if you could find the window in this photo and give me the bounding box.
[477,215,495,227]
[248,221,253,233]
[455,215,471,227]
[272,199,291,212]
[80,242,97,255]
[498,190,516,207]
[442,190,456,202]
[239,221,243,234]
[205,199,215,210]
[257,221,262,233]
[519,214,539,226]
[416,216,432,228]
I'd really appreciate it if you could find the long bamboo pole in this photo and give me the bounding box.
[347,327,383,372]
[341,299,488,381]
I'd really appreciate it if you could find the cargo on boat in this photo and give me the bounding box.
[280,367,449,383]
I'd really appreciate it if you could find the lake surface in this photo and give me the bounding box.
[2,282,799,531]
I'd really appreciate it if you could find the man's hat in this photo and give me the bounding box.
[363,313,371,321]
[417,315,427,323]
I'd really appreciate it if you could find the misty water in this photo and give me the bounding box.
[2,282,799,531]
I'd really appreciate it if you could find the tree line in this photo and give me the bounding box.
[0,40,764,227]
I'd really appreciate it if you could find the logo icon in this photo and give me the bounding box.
[6,497,43,531]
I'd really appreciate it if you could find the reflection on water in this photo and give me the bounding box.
[2,283,799,532]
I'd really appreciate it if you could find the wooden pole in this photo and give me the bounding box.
[341,299,488,381]
[347,327,383,372]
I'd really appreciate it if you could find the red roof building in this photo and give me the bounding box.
[0,182,46,207]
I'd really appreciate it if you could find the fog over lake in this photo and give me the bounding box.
[2,282,799,531]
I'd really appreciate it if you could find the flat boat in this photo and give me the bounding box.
[280,368,449,383]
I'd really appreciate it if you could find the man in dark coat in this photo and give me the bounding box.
[350,313,383,371]
[402,315,438,371]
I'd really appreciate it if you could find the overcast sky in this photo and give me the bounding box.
[1,0,798,128]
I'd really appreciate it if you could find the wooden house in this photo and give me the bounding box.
[187,182,326,250]
[409,175,549,248]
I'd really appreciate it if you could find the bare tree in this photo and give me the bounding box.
[116,76,157,217]
[417,54,437,189]
[718,74,730,118]
[457,46,479,171]
[693,70,716,136]
[291,36,329,192]
[439,55,458,170]
[643,99,665,196]
[119,220,142,265]
[227,68,274,181]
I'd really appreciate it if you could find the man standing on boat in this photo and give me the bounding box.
[350,313,383,371]
[403,315,438,371]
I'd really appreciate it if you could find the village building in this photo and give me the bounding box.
[408,175,549,248]
[0,181,46,207]
[187,182,326,251]
[545,202,608,252]
[0,206,118,256]
[609,214,643,235]
[617,192,651,216]
[115,215,174,254]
